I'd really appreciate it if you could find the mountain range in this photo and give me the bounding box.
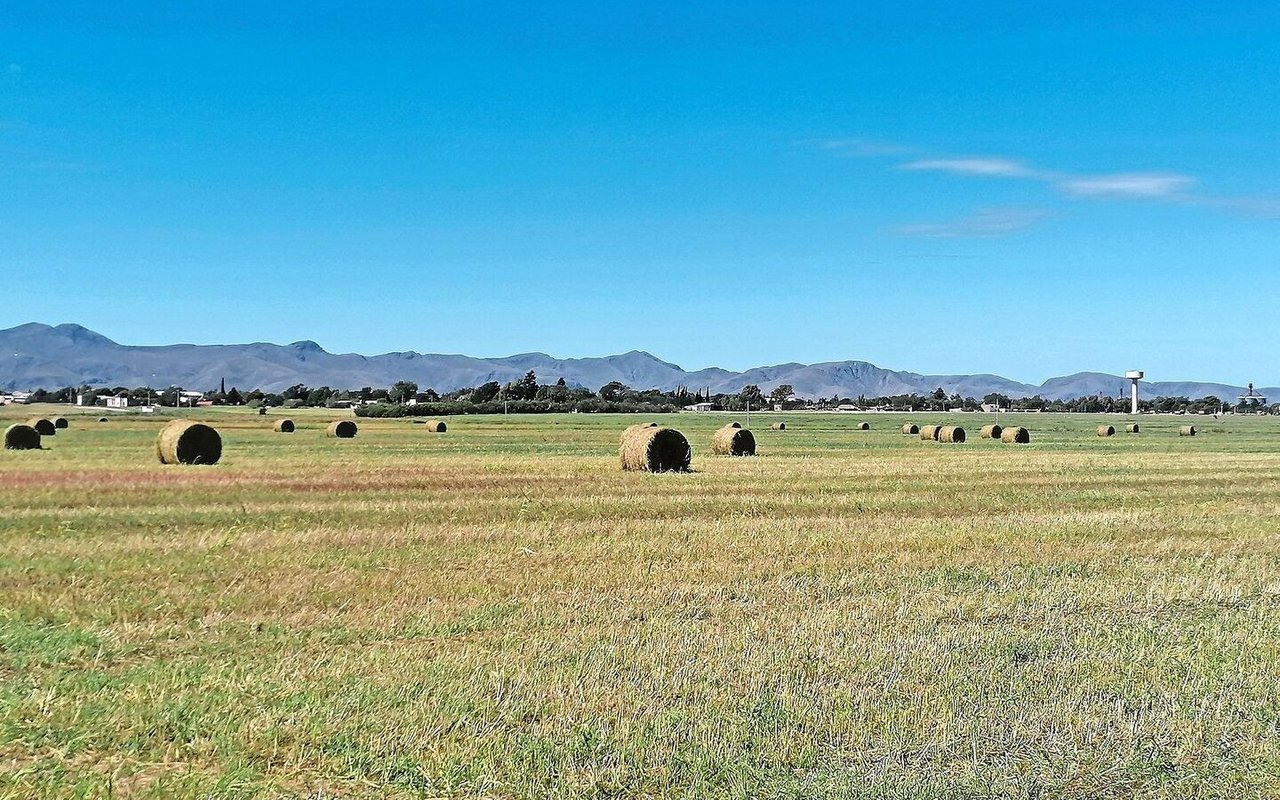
[1,323,1271,402]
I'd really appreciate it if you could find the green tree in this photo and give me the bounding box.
[471,381,501,403]
[739,384,765,407]
[769,384,794,405]
[599,381,627,402]
[389,380,418,404]
[226,387,244,405]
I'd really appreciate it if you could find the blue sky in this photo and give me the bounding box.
[4,3,1279,384]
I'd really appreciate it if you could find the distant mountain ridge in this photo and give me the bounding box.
[1,322,1272,402]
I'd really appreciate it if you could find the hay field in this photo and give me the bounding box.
[2,406,1279,798]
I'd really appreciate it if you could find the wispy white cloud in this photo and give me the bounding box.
[824,140,1279,221]
[901,157,1038,178]
[1058,172,1196,199]
[894,208,1051,239]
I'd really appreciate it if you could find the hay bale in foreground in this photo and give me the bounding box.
[771,422,786,431]
[1180,425,1196,437]
[712,424,756,456]
[980,424,1003,440]
[901,423,919,435]
[28,418,56,436]
[620,425,691,472]
[919,425,942,441]
[426,420,447,433]
[273,419,295,433]
[939,425,966,443]
[1001,426,1030,444]
[4,424,41,450]
[326,420,358,439]
[156,420,222,465]
[1126,423,1140,433]
[53,417,69,430]
[1097,425,1116,437]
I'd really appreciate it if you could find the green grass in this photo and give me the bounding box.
[2,404,1279,798]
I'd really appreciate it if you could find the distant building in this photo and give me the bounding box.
[683,402,715,412]
[105,396,129,409]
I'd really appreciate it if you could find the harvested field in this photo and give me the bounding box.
[1,405,1278,798]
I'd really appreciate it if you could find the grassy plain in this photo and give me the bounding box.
[2,405,1279,798]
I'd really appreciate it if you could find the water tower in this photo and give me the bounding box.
[1125,371,1144,414]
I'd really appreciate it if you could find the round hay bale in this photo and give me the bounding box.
[771,422,786,431]
[1097,425,1116,437]
[712,424,756,456]
[1126,423,1140,433]
[326,420,358,439]
[919,425,942,441]
[939,425,966,443]
[1000,426,1030,444]
[156,420,222,465]
[97,417,109,423]
[53,417,69,430]
[855,422,870,430]
[620,425,691,472]
[901,423,919,435]
[27,418,56,436]
[4,424,41,450]
[1180,425,1196,437]
[980,424,1003,440]
[426,420,447,433]
[273,419,295,433]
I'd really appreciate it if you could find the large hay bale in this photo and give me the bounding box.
[1097,425,1115,437]
[901,423,919,435]
[426,420,447,433]
[855,422,870,430]
[1001,426,1030,444]
[273,419,295,433]
[712,424,756,456]
[620,425,691,472]
[980,424,1003,440]
[27,418,56,436]
[326,420,358,438]
[156,420,222,465]
[771,422,786,431]
[939,425,966,443]
[1126,423,1140,434]
[1180,425,1196,437]
[53,417,69,429]
[919,425,942,441]
[4,424,41,450]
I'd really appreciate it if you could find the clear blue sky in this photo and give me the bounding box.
[4,3,1279,384]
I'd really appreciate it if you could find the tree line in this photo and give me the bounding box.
[13,377,1275,416]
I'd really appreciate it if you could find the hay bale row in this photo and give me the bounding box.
[273,419,295,433]
[939,425,966,443]
[901,423,919,435]
[712,424,756,456]
[27,418,56,436]
[771,422,786,431]
[326,420,358,438]
[1097,425,1115,437]
[156,420,222,465]
[4,424,41,450]
[1001,426,1030,444]
[919,425,941,441]
[620,424,691,472]
[980,424,1003,440]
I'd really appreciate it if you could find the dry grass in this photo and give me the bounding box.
[1,405,1279,798]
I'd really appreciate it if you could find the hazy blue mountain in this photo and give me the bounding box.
[1,322,1272,402]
